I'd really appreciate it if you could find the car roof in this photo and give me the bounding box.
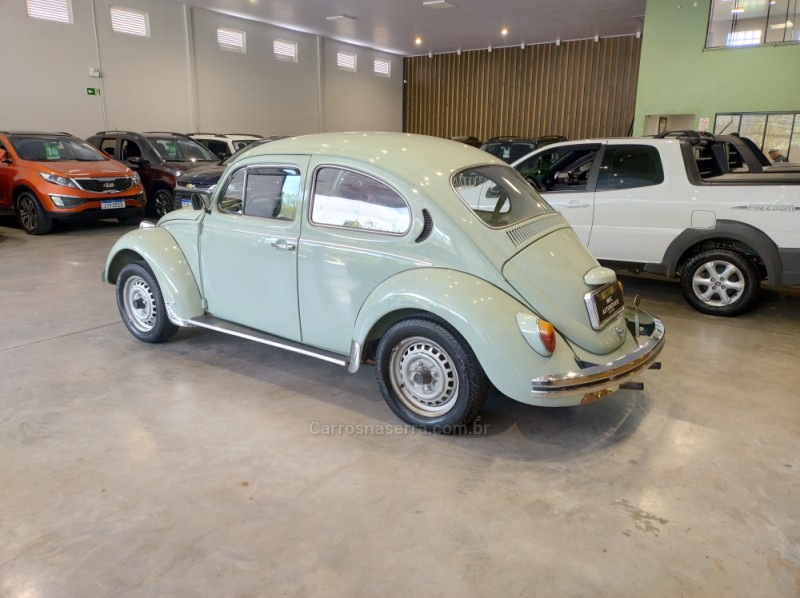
[2,131,74,137]
[246,132,504,184]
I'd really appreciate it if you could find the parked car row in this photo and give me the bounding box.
[0,129,265,234]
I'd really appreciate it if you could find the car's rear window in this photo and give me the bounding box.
[452,164,554,228]
[10,136,107,162]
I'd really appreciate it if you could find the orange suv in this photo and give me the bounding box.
[0,131,146,234]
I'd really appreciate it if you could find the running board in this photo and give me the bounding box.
[187,315,349,367]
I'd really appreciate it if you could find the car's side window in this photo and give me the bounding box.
[218,168,246,214]
[120,139,142,161]
[205,140,229,158]
[596,145,664,191]
[311,167,410,234]
[99,138,117,157]
[243,166,301,220]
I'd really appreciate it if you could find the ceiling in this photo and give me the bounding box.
[177,0,647,56]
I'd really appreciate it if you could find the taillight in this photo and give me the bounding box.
[537,319,556,354]
[618,280,624,295]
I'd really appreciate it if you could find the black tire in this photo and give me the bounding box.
[117,213,143,226]
[680,249,760,316]
[148,188,174,218]
[375,318,488,433]
[116,261,179,342]
[16,190,53,235]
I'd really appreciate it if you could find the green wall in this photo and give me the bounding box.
[634,0,800,135]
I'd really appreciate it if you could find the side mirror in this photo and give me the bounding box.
[127,156,147,167]
[554,171,570,183]
[191,192,211,211]
[0,148,9,163]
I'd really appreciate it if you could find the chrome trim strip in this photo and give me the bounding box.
[188,315,348,367]
[531,306,665,397]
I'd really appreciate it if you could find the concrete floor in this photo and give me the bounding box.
[1,215,799,597]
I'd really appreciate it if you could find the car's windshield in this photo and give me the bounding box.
[10,136,107,162]
[145,135,218,162]
[452,164,554,228]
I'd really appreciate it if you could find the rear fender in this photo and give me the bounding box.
[351,268,580,402]
[103,227,203,324]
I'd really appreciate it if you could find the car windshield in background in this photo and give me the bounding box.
[482,141,540,163]
[10,136,107,162]
[452,164,554,228]
[145,136,217,162]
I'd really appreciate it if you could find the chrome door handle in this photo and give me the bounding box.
[566,200,590,208]
[271,239,296,251]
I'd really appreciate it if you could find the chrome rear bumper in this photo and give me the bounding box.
[531,306,665,398]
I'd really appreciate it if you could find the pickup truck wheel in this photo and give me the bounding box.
[375,319,488,433]
[16,191,53,235]
[149,188,174,218]
[680,249,760,316]
[116,261,179,342]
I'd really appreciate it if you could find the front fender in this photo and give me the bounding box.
[103,226,203,324]
[351,268,580,403]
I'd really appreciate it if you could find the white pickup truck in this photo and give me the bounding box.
[511,133,800,316]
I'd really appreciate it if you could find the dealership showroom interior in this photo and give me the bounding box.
[2,0,800,594]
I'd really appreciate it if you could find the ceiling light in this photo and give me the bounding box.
[555,38,561,46]
[501,28,508,36]
[731,7,744,13]
[415,36,422,45]
[594,34,599,42]
[326,14,357,21]
[423,0,457,8]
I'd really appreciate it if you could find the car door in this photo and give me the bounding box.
[514,143,604,245]
[586,143,669,263]
[198,157,309,340]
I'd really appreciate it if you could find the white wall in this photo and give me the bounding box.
[0,0,105,136]
[0,1,404,140]
[321,40,403,132]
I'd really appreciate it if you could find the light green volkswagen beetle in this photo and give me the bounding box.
[103,132,664,433]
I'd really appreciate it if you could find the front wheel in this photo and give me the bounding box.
[375,319,488,433]
[149,188,174,218]
[16,191,53,235]
[116,261,179,342]
[680,249,760,316]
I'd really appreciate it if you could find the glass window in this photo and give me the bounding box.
[337,51,357,72]
[311,167,410,233]
[515,146,600,192]
[243,167,300,220]
[273,39,298,62]
[110,6,149,37]
[707,0,799,49]
[9,136,106,162]
[204,140,230,158]
[596,145,664,191]
[452,165,554,228]
[144,135,217,162]
[218,168,245,214]
[27,0,72,24]
[713,112,800,162]
[218,27,246,53]
[120,139,141,161]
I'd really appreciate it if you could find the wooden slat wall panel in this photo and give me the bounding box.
[404,37,641,141]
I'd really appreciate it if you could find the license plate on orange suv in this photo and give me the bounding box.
[584,282,624,330]
[101,200,125,210]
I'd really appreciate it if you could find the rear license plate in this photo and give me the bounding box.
[101,200,125,210]
[584,282,624,330]
[181,199,192,209]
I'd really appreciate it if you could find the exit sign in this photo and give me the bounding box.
[87,88,101,96]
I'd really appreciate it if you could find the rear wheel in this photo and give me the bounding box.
[116,261,178,342]
[680,249,760,316]
[375,319,488,433]
[16,191,52,235]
